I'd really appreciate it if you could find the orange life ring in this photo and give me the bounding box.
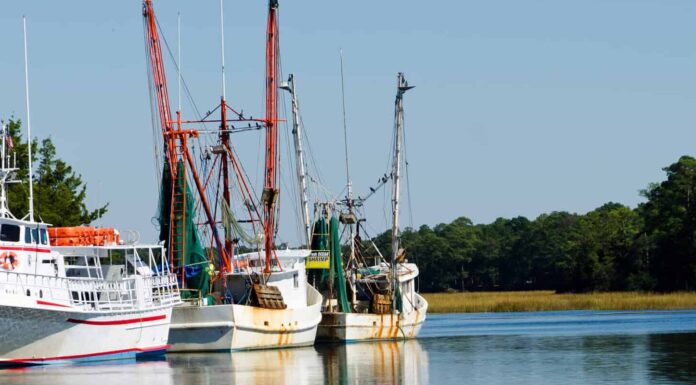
[1,252,18,270]
[233,259,248,269]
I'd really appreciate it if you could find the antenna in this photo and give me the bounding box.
[177,12,182,113]
[219,0,226,100]
[339,49,352,204]
[23,16,35,222]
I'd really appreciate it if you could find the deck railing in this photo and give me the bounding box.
[0,270,180,313]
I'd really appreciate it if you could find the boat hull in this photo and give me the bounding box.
[0,301,172,366]
[316,293,427,342]
[168,285,322,351]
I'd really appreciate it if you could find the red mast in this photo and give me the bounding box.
[143,0,175,172]
[262,0,279,273]
[143,0,231,274]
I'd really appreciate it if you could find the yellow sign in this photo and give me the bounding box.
[306,250,330,269]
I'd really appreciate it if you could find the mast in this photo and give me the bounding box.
[143,0,230,274]
[280,74,311,246]
[391,73,413,306]
[262,0,279,273]
[23,17,35,222]
[219,0,232,259]
[338,50,357,309]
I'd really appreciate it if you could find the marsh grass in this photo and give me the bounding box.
[422,291,696,313]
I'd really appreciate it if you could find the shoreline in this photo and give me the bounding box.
[422,291,696,314]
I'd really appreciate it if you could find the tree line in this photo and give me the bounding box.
[373,156,696,293]
[4,119,106,226]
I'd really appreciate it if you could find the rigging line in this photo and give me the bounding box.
[298,113,327,193]
[154,15,206,126]
[402,111,414,229]
[277,61,303,243]
[154,14,218,187]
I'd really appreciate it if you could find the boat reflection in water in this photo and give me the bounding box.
[167,346,324,384]
[166,340,428,385]
[0,359,173,385]
[0,340,428,385]
[316,340,429,385]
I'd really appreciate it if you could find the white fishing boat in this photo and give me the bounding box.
[141,0,321,351]
[314,73,428,341]
[317,263,427,341]
[169,249,322,351]
[0,128,180,366]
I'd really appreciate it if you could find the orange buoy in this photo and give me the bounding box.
[1,252,18,270]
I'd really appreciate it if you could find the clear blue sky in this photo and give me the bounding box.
[1,0,696,244]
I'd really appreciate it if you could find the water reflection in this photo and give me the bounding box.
[0,359,173,385]
[167,346,324,384]
[648,333,696,384]
[316,340,429,385]
[1,312,695,385]
[166,340,427,385]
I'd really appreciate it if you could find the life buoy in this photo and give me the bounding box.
[1,252,18,270]
[233,259,248,269]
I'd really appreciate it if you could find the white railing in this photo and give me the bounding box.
[0,270,180,313]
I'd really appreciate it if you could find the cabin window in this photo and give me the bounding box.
[1,224,20,242]
[293,273,299,288]
[31,228,39,244]
[40,229,48,245]
[24,227,31,243]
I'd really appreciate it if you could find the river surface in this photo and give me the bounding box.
[1,310,695,384]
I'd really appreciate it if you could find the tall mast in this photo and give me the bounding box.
[219,0,232,259]
[262,0,279,272]
[23,17,35,222]
[280,74,311,246]
[339,50,353,212]
[143,0,230,273]
[391,73,413,292]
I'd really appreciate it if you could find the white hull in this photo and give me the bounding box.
[317,293,428,341]
[169,284,322,351]
[0,299,171,366]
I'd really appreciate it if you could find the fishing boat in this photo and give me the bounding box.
[311,73,428,341]
[0,126,180,366]
[141,0,321,351]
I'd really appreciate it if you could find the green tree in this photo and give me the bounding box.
[4,119,107,226]
[639,156,696,290]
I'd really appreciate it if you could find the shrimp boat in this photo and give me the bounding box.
[313,73,428,341]
[141,0,321,351]
[0,126,180,366]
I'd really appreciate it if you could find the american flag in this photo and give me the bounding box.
[3,126,12,151]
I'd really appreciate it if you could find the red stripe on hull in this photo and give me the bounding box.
[36,300,71,308]
[2,345,170,363]
[0,246,50,254]
[67,314,166,326]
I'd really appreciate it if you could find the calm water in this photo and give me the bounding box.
[2,310,695,384]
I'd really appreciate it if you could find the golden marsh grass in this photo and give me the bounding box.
[422,291,696,313]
